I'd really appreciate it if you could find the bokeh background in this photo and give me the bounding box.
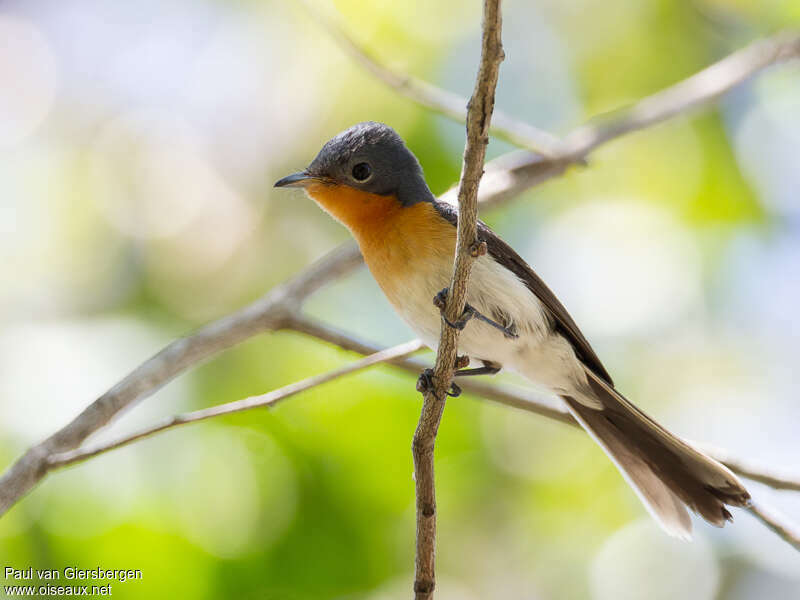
[1,0,800,598]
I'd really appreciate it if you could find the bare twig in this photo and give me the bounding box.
[0,243,363,516]
[412,3,504,597]
[558,31,800,157]
[727,462,800,493]
[285,315,800,552]
[287,316,574,425]
[47,339,424,469]
[303,4,800,211]
[297,0,559,157]
[748,502,800,552]
[441,31,800,209]
[19,306,800,554]
[35,313,800,554]
[693,444,800,492]
[286,317,798,482]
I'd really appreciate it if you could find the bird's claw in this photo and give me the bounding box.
[433,288,475,330]
[416,368,461,398]
[433,288,448,311]
[469,241,488,257]
[416,368,435,393]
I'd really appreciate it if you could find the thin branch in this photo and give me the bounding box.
[47,339,424,469]
[0,243,363,517]
[47,310,800,553]
[693,444,800,492]
[558,31,800,157]
[287,315,584,427]
[440,30,800,209]
[297,0,559,157]
[413,3,504,598]
[727,462,800,493]
[748,502,800,552]
[19,301,800,554]
[302,8,800,210]
[284,315,800,553]
[54,312,800,554]
[287,316,800,488]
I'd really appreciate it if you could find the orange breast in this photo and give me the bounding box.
[305,182,455,307]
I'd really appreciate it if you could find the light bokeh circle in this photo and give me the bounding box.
[0,16,57,148]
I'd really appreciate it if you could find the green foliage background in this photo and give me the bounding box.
[1,0,799,598]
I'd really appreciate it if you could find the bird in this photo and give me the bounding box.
[275,121,750,538]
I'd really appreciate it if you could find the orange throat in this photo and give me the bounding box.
[303,182,456,303]
[304,182,403,240]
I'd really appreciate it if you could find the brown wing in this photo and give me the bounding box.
[432,201,613,386]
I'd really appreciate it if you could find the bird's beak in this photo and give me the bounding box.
[274,171,314,188]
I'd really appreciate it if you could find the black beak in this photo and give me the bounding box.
[274,171,313,188]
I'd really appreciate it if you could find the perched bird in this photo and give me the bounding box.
[275,121,750,538]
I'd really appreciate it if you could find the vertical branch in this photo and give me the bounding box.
[411,2,505,598]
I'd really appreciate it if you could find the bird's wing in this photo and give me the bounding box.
[433,201,613,386]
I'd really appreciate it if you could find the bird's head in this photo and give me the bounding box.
[274,122,435,228]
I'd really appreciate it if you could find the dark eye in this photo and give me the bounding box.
[351,162,371,181]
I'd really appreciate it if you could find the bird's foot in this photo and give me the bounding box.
[433,288,473,331]
[416,368,435,393]
[416,368,461,398]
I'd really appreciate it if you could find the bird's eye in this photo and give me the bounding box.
[351,162,372,181]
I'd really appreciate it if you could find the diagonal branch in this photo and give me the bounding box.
[287,315,574,426]
[412,3,504,597]
[442,30,800,209]
[46,339,424,469]
[41,308,800,499]
[286,316,800,552]
[9,295,798,553]
[297,0,559,156]
[304,4,799,210]
[49,308,800,550]
[286,316,800,487]
[748,502,800,552]
[692,444,800,493]
[0,243,363,517]
[558,31,800,158]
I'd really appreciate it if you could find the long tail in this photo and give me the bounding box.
[562,368,750,539]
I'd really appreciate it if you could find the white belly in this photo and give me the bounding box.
[386,254,589,396]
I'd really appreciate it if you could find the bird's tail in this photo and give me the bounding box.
[562,368,751,539]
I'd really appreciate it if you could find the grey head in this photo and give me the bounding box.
[275,122,435,206]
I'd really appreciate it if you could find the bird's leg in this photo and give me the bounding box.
[417,358,501,400]
[433,288,519,339]
[469,310,519,339]
[415,358,500,400]
[453,359,502,378]
[433,288,473,330]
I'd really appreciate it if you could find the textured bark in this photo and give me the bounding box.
[412,2,504,597]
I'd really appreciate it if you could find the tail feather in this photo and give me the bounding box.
[562,369,750,538]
